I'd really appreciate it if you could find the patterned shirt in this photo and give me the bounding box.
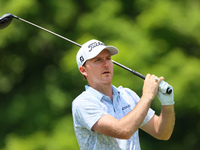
[72,85,155,150]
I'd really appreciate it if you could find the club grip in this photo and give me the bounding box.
[166,87,172,94]
[158,81,173,94]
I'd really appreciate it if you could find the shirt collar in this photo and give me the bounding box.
[85,85,120,100]
[112,85,120,96]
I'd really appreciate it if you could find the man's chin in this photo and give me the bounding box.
[102,77,112,84]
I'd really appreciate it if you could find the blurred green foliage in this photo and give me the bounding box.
[0,0,200,149]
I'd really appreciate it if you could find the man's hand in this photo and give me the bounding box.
[157,83,174,105]
[142,74,164,101]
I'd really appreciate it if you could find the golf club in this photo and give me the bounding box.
[0,13,172,94]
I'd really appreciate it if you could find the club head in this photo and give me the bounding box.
[0,13,15,30]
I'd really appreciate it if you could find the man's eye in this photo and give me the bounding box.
[95,58,100,62]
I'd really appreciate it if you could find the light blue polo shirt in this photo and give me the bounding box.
[72,85,155,150]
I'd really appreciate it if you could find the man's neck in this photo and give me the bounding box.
[91,83,113,100]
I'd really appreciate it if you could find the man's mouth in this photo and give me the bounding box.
[102,70,110,74]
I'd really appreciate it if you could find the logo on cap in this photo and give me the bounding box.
[80,56,84,63]
[88,42,106,52]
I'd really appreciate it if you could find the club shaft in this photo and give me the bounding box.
[13,16,81,47]
[1,13,172,94]
[112,60,145,80]
[12,14,171,94]
[15,15,145,79]
[12,16,145,80]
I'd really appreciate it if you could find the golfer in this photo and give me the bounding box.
[72,39,175,150]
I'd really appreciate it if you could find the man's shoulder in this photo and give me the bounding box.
[117,86,140,102]
[73,91,89,103]
[72,89,101,106]
[117,86,135,94]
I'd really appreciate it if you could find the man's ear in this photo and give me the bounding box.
[79,66,87,77]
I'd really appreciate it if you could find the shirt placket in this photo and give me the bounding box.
[113,94,124,120]
[102,96,115,117]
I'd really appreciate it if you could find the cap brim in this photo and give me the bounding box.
[86,45,118,60]
[105,46,119,56]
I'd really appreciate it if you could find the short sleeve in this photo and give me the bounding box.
[140,108,155,127]
[72,96,108,131]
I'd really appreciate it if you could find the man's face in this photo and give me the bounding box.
[80,49,113,87]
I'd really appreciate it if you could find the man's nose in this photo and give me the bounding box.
[103,59,109,67]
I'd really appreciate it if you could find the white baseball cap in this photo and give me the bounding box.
[76,39,119,68]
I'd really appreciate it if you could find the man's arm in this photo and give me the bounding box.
[141,105,175,140]
[92,95,152,139]
[92,74,162,139]
[141,81,175,140]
